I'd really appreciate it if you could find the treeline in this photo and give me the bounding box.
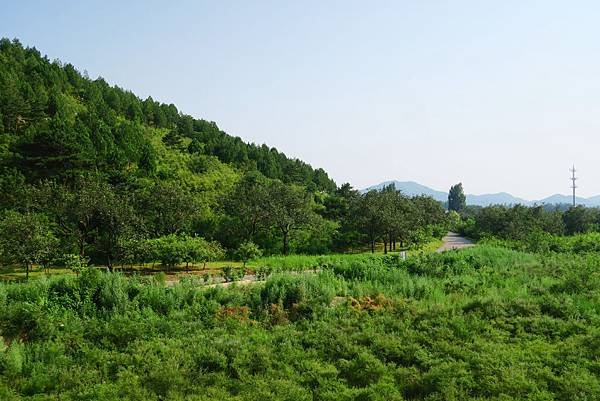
[460,203,600,242]
[0,39,449,272]
[457,202,600,255]
[327,184,448,253]
[0,177,448,273]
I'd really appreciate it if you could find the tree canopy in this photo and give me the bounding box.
[0,38,450,270]
[448,183,466,212]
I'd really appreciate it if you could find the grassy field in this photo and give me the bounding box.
[1,243,599,400]
[0,239,443,283]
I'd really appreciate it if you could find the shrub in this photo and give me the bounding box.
[221,266,244,283]
[62,253,89,276]
[235,241,262,267]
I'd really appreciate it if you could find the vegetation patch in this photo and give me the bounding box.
[0,246,598,400]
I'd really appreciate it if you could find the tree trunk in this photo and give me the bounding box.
[78,232,87,258]
[384,240,388,254]
[283,231,289,255]
[26,263,30,280]
[371,240,375,253]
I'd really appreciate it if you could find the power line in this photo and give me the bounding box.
[570,165,577,207]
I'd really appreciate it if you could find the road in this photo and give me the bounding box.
[436,232,474,252]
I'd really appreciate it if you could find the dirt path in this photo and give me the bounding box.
[166,270,319,288]
[166,273,259,288]
[164,237,472,287]
[436,232,474,252]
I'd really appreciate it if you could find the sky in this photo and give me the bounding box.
[2,0,599,199]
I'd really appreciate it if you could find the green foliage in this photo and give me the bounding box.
[0,38,335,191]
[145,234,223,269]
[0,211,59,278]
[0,38,456,266]
[448,183,466,212]
[483,231,600,255]
[264,181,314,255]
[235,241,262,267]
[563,205,600,235]
[355,185,448,254]
[221,265,244,282]
[259,271,341,312]
[461,204,565,241]
[1,245,599,399]
[61,253,88,275]
[447,210,461,230]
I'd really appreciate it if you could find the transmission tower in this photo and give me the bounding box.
[570,165,577,206]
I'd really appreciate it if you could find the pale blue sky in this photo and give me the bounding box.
[3,1,599,198]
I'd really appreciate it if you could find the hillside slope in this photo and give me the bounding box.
[0,38,335,192]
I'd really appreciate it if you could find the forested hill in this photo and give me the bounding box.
[0,38,449,264]
[0,38,335,191]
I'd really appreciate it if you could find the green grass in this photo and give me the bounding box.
[0,239,444,282]
[0,266,72,282]
[250,238,444,272]
[1,244,599,399]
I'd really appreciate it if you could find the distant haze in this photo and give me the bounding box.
[3,1,600,198]
[363,180,600,207]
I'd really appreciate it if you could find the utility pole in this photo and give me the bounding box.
[570,165,577,207]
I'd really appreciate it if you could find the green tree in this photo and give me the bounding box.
[0,211,58,279]
[149,234,186,270]
[563,205,596,235]
[33,180,90,257]
[379,185,398,254]
[357,190,385,253]
[138,181,200,237]
[35,179,125,260]
[62,253,88,276]
[183,236,224,270]
[147,234,223,271]
[235,240,262,267]
[264,181,313,255]
[322,183,362,251]
[224,172,269,243]
[91,189,137,269]
[388,189,417,250]
[448,183,466,212]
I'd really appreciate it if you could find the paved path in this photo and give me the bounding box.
[437,232,474,252]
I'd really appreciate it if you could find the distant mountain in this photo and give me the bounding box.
[363,181,448,202]
[537,194,584,206]
[363,180,600,207]
[467,192,531,207]
[586,195,600,205]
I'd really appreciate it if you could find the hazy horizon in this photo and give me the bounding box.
[3,1,599,199]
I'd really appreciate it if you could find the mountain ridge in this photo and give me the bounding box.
[363,180,600,207]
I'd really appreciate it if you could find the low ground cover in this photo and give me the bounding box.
[1,245,599,400]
